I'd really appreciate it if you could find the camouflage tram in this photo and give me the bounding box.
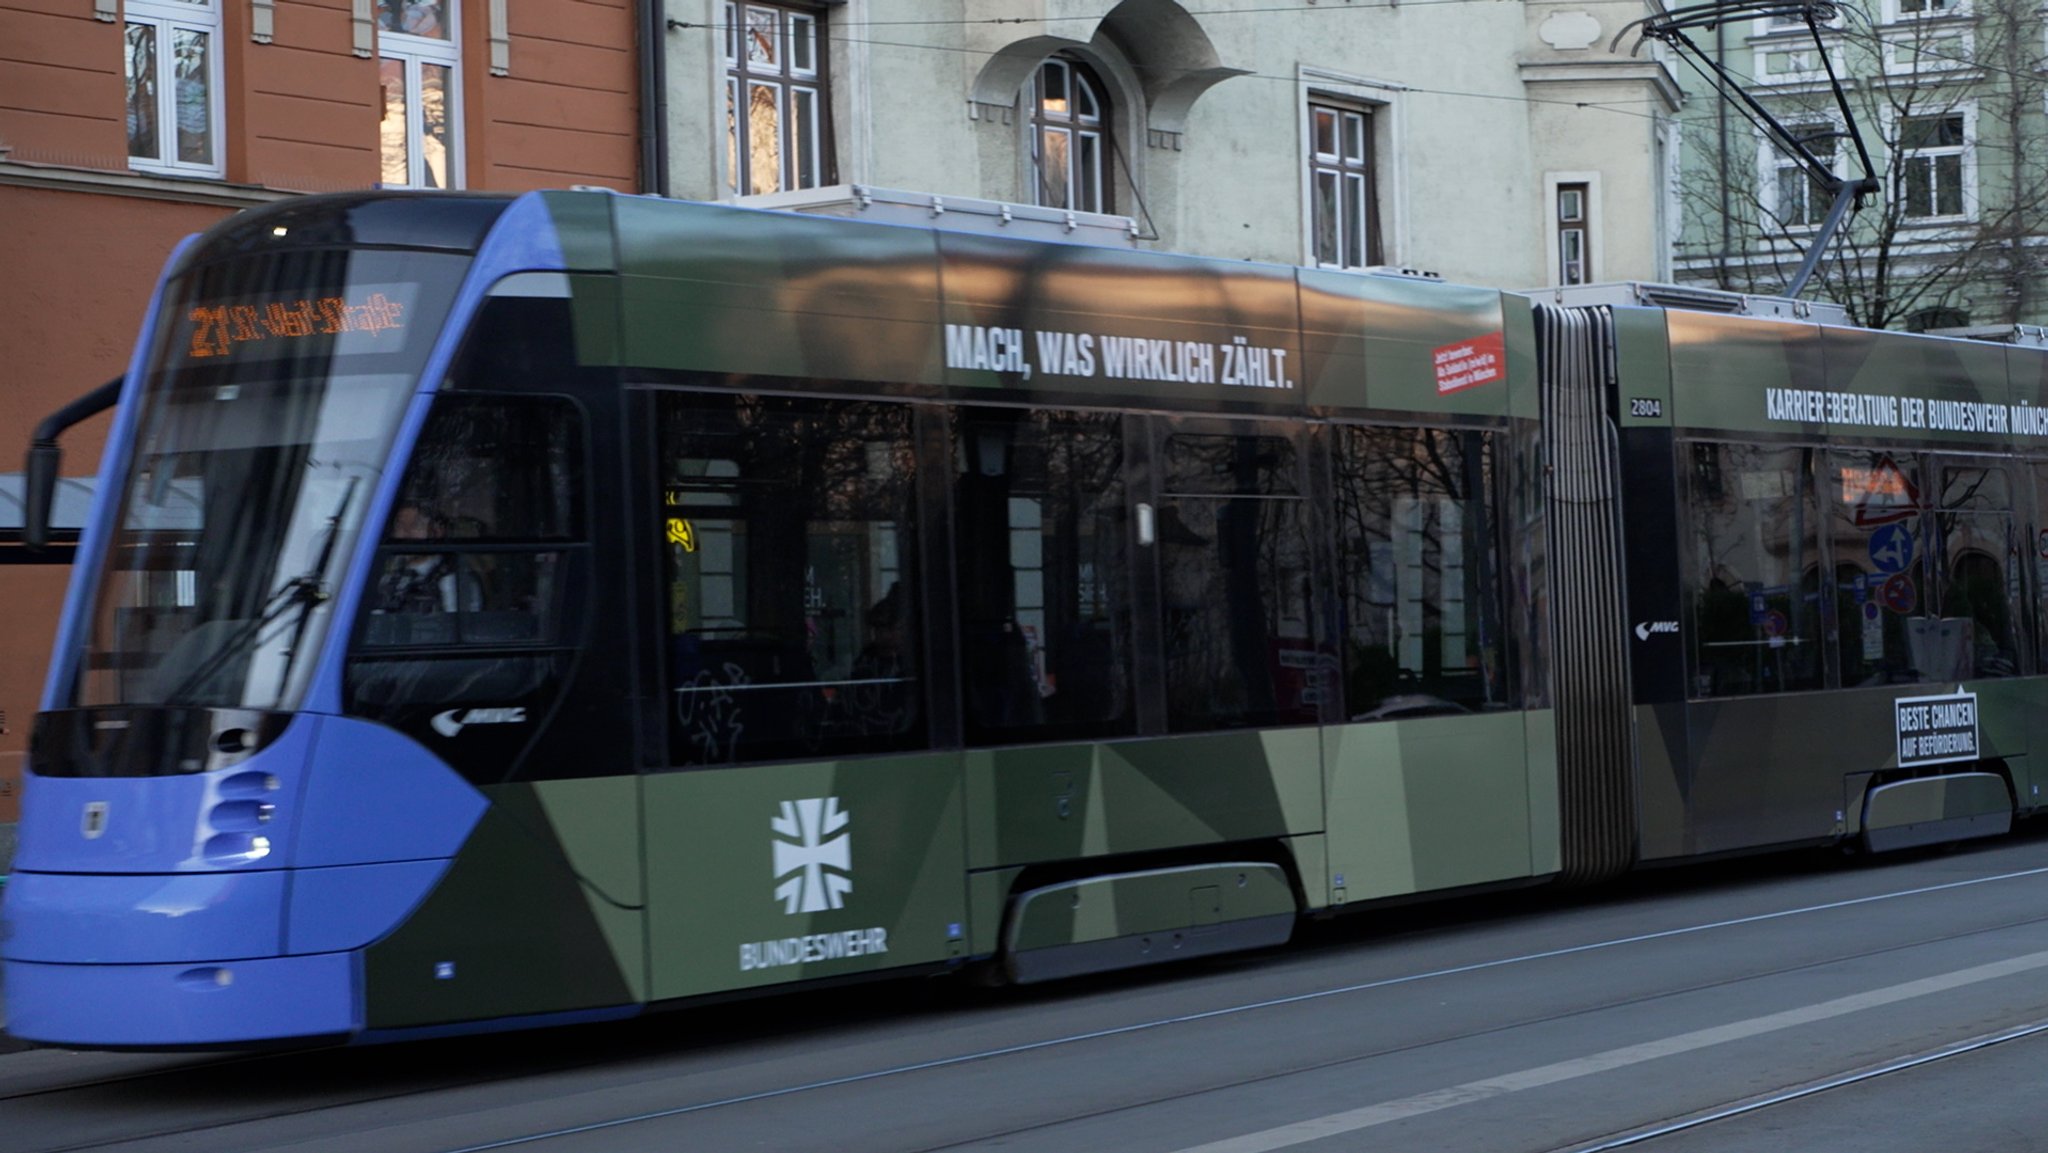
[3,190,2040,1047]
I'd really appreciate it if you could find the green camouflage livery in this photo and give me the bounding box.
[356,194,2044,1029]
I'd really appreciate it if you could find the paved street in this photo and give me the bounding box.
[11,836,2048,1152]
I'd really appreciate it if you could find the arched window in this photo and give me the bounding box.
[1032,56,1110,214]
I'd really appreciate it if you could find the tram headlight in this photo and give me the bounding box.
[201,832,272,864]
[209,800,275,830]
[202,771,282,865]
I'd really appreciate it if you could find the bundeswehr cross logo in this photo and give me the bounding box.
[772,797,852,914]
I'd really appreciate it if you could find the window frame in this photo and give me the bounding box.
[1555,182,1591,285]
[1753,42,1827,85]
[1760,121,1842,230]
[1891,107,1974,223]
[1887,0,1966,21]
[1543,172,1600,287]
[725,0,831,198]
[378,0,465,190]
[1883,25,1975,76]
[1306,98,1381,271]
[1029,54,1112,215]
[1766,7,1842,29]
[124,0,226,178]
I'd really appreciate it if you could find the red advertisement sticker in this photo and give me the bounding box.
[1433,331,1506,395]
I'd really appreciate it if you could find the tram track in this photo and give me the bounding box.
[11,859,2048,1153]
[1555,1015,2048,1152]
[420,869,2048,1153]
[862,914,2048,1153]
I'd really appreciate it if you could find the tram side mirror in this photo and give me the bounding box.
[24,441,59,551]
[24,377,125,552]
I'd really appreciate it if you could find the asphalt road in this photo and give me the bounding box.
[10,832,2048,1152]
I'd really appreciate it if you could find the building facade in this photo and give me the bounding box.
[656,0,1682,290]
[0,0,643,865]
[1672,0,2048,331]
[0,0,1687,866]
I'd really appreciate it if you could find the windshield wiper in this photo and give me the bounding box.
[159,478,358,708]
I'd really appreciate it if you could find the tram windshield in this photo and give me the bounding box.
[71,244,473,712]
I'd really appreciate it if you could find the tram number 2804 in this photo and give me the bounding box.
[1628,397,1664,419]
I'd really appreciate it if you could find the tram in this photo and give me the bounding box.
[3,189,2042,1048]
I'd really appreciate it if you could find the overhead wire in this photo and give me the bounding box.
[672,16,1682,124]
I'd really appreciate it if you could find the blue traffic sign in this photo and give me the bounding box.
[1868,523,1915,575]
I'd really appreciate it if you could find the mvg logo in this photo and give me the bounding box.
[1634,620,1680,642]
[430,707,527,738]
[772,797,852,914]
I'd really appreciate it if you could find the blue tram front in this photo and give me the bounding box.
[0,193,630,1047]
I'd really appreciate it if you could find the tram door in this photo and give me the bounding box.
[1132,415,1327,736]
[639,389,967,1002]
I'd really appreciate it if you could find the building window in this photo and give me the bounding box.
[1757,44,1823,83]
[1885,27,1972,75]
[1895,0,1961,16]
[1897,112,1966,219]
[1308,101,1379,269]
[1032,56,1109,214]
[125,0,223,177]
[1905,306,1969,331]
[1556,183,1590,284]
[379,0,461,189]
[1771,125,1837,227]
[726,2,827,197]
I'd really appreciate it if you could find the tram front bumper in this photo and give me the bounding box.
[0,867,358,1047]
[4,951,356,1048]
[0,857,453,1048]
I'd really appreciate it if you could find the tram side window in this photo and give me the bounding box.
[1932,461,2018,678]
[2035,464,2048,667]
[1685,443,1823,697]
[348,395,587,712]
[1830,450,1925,686]
[954,408,1135,743]
[1158,430,1321,732]
[1823,451,2015,684]
[658,394,926,766]
[1332,426,1510,720]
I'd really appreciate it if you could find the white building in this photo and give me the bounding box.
[658,0,1681,288]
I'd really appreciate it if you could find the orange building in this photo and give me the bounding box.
[0,0,644,865]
